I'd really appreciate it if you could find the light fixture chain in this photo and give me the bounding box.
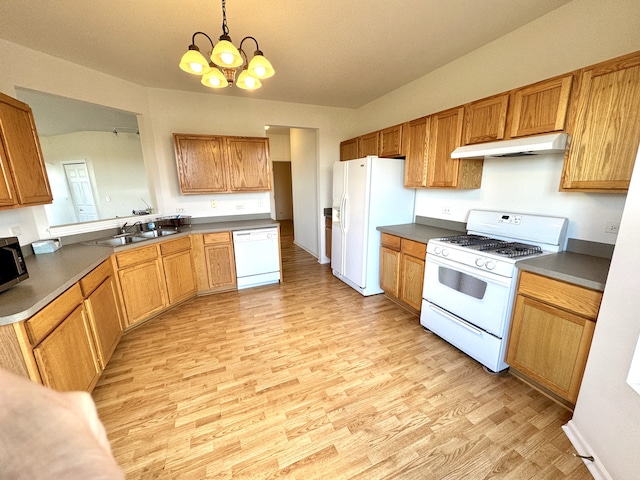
[221,0,229,36]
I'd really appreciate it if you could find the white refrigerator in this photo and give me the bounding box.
[331,156,416,296]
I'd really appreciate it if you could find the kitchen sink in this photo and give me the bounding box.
[85,229,178,247]
[135,229,178,238]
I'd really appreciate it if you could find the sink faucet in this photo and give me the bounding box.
[120,221,142,234]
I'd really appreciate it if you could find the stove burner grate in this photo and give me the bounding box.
[489,243,543,258]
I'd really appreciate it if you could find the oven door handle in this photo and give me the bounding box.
[429,304,483,336]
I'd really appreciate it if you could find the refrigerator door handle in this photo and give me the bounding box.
[340,195,347,232]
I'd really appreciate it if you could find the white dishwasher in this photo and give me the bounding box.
[232,227,281,289]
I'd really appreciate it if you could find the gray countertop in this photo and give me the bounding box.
[376,223,464,244]
[516,251,611,292]
[0,218,279,326]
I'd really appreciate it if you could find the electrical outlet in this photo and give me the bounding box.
[235,203,245,210]
[176,207,185,213]
[210,200,217,209]
[442,207,451,215]
[258,199,264,207]
[605,222,619,234]
[9,226,22,236]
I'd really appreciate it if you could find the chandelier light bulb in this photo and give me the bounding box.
[179,1,274,91]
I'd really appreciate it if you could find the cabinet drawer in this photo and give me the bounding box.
[79,259,112,297]
[25,283,83,345]
[518,271,602,320]
[381,233,401,251]
[115,244,159,269]
[203,231,231,244]
[160,236,191,256]
[401,238,426,259]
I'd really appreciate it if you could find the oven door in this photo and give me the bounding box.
[422,255,515,338]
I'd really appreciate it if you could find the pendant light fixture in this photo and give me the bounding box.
[179,0,275,91]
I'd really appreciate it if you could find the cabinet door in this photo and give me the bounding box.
[399,255,425,311]
[561,53,640,192]
[226,137,271,191]
[378,124,404,157]
[173,134,229,193]
[340,138,358,161]
[118,260,168,326]
[428,107,461,187]
[33,306,100,392]
[358,132,379,157]
[506,295,596,403]
[380,247,400,297]
[404,116,429,188]
[462,94,509,145]
[0,93,52,206]
[510,75,572,138]
[163,249,197,305]
[204,243,237,290]
[84,277,123,369]
[0,136,18,207]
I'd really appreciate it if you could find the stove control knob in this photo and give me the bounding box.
[434,246,442,255]
[441,248,449,257]
[475,258,485,267]
[485,260,496,270]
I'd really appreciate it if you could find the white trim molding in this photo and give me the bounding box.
[562,420,614,480]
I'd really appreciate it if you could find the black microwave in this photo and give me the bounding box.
[0,237,29,293]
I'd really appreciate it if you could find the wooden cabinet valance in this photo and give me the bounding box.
[173,134,271,194]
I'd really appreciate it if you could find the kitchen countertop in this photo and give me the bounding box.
[0,218,279,326]
[516,251,611,292]
[377,216,466,244]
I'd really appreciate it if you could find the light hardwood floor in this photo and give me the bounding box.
[92,234,590,479]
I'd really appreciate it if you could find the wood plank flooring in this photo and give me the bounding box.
[92,233,590,479]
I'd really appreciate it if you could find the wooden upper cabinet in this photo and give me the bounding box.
[404,116,430,188]
[358,132,379,157]
[226,137,271,192]
[561,52,640,192]
[510,75,572,138]
[0,92,52,207]
[378,124,404,157]
[340,138,358,161]
[462,94,509,145]
[173,134,228,194]
[428,107,482,189]
[173,134,271,193]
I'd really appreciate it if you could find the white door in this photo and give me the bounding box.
[331,162,346,275]
[63,162,98,221]
[343,158,370,288]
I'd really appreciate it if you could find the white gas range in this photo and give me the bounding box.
[420,210,568,373]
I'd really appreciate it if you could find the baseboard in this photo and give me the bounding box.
[562,420,614,480]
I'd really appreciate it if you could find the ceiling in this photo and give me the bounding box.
[1,0,571,109]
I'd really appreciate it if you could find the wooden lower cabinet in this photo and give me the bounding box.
[83,275,123,369]
[161,236,197,305]
[192,232,237,293]
[33,305,100,392]
[115,245,168,327]
[379,233,426,315]
[506,271,602,406]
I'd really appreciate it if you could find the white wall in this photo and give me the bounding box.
[567,145,640,480]
[290,128,319,256]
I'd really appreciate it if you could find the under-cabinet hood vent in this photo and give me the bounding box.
[451,133,568,159]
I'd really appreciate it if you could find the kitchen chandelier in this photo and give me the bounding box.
[178,0,275,90]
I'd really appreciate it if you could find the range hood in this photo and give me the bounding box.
[451,133,568,159]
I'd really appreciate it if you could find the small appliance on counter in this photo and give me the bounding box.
[0,237,29,293]
[32,238,62,254]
